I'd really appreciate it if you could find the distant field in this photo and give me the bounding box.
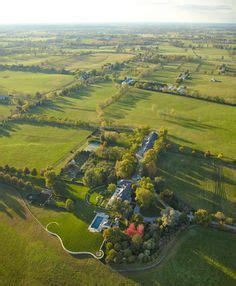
[184,74,236,103]
[30,184,103,254]
[43,52,134,71]
[0,183,132,286]
[104,88,236,158]
[30,82,118,122]
[129,226,236,286]
[0,71,74,96]
[158,152,236,218]
[0,122,91,170]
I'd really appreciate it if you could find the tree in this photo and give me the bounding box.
[136,187,157,209]
[23,167,30,176]
[107,183,116,194]
[83,167,105,188]
[161,207,180,228]
[109,198,132,218]
[115,153,136,179]
[44,170,56,190]
[31,168,38,176]
[194,209,211,226]
[65,199,75,211]
[214,211,225,224]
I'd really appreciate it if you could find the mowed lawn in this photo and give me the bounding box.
[0,71,74,96]
[158,152,236,218]
[0,122,91,170]
[0,183,133,286]
[31,82,118,122]
[30,184,103,254]
[104,88,236,158]
[128,226,236,286]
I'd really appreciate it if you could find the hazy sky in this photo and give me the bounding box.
[0,0,235,24]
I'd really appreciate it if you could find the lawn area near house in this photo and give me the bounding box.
[0,70,74,96]
[0,183,133,286]
[158,152,236,218]
[128,226,236,286]
[0,122,91,170]
[29,184,103,254]
[30,81,118,122]
[104,88,236,158]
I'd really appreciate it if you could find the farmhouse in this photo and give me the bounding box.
[136,131,158,158]
[107,179,133,206]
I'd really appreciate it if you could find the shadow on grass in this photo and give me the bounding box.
[157,150,236,217]
[0,183,26,219]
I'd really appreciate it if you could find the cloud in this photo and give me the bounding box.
[179,4,232,12]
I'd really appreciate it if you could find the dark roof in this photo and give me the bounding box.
[137,131,158,157]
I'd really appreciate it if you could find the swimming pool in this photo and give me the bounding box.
[88,212,110,232]
[90,216,103,229]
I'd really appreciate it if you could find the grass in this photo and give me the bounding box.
[0,183,133,286]
[184,73,236,103]
[0,122,91,170]
[30,82,118,122]
[0,70,74,96]
[0,104,13,120]
[104,88,236,158]
[158,152,236,218]
[42,52,134,71]
[127,226,236,286]
[30,184,103,254]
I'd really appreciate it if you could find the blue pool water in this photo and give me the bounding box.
[91,216,103,229]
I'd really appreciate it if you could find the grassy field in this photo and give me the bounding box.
[30,184,103,254]
[184,74,236,103]
[0,122,91,170]
[42,52,134,71]
[1,184,235,286]
[104,88,236,158]
[0,71,74,96]
[30,82,118,122]
[0,104,13,120]
[158,152,236,218]
[127,226,236,286]
[0,183,133,286]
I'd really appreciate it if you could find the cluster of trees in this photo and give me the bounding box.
[194,209,234,226]
[115,153,137,179]
[82,157,116,188]
[104,208,189,264]
[0,64,73,75]
[0,170,40,192]
[135,177,158,209]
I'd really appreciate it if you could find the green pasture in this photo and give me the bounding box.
[30,184,103,253]
[128,226,236,286]
[185,74,236,103]
[30,82,118,122]
[43,52,134,71]
[158,152,236,218]
[0,104,13,120]
[0,183,132,286]
[0,122,91,170]
[0,71,74,96]
[104,88,236,158]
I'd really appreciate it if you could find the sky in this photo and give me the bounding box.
[0,0,235,24]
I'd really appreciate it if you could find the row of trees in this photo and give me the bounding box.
[0,64,73,75]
